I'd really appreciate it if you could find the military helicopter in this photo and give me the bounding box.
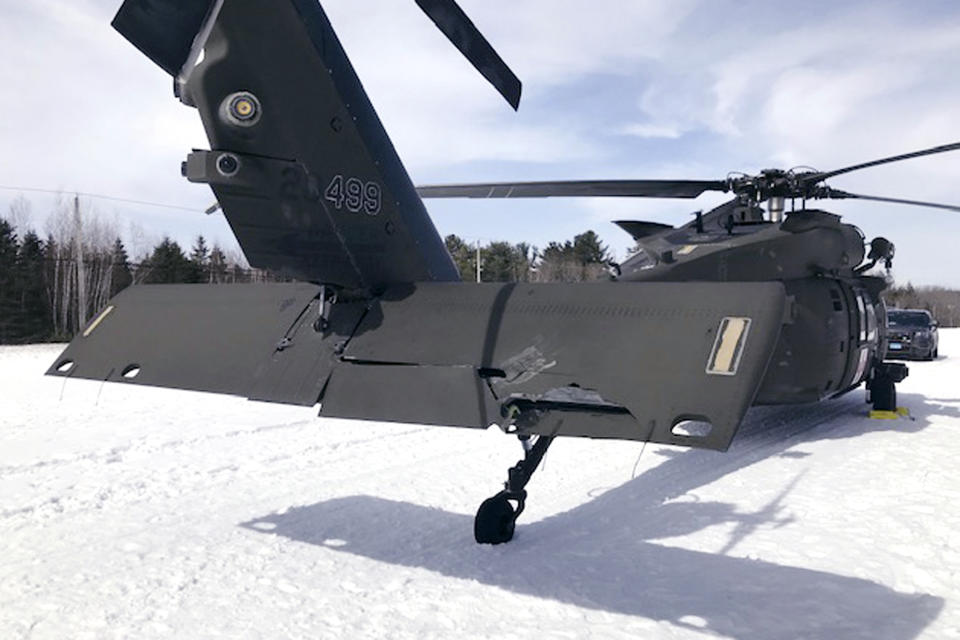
[48,0,960,544]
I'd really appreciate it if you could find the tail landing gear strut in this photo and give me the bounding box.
[474,435,555,544]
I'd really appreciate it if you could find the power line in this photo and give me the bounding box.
[0,185,206,214]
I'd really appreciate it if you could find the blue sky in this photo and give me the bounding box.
[1,0,959,285]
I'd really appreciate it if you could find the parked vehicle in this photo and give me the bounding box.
[886,309,939,360]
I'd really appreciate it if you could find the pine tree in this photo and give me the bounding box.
[190,235,210,282]
[478,241,509,282]
[208,245,228,283]
[15,231,52,341]
[537,240,577,281]
[0,220,19,343]
[110,238,133,296]
[142,238,202,284]
[444,234,476,282]
[540,240,574,263]
[572,231,610,265]
[43,234,66,339]
[514,242,535,282]
[481,241,534,282]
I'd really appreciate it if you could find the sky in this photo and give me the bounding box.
[1,0,959,286]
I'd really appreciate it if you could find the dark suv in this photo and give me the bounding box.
[886,309,939,360]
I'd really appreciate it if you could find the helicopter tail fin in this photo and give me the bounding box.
[113,0,521,290]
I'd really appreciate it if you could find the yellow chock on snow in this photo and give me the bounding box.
[868,407,910,420]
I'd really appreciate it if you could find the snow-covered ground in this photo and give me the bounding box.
[1,332,959,639]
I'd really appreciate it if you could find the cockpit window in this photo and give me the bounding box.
[887,310,931,328]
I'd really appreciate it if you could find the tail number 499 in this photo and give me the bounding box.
[324,175,382,215]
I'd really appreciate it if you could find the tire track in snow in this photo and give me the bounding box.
[0,385,873,574]
[0,421,439,524]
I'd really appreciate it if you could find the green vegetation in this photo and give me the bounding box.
[444,230,611,283]
[0,197,281,343]
[1,194,957,343]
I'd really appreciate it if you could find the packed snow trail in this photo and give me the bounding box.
[1,333,958,639]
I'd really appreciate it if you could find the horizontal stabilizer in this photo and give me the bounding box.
[51,281,785,450]
[47,283,362,405]
[614,220,674,240]
[325,281,785,449]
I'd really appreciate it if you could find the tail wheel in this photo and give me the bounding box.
[871,375,896,411]
[474,494,517,544]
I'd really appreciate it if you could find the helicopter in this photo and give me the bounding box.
[48,0,960,544]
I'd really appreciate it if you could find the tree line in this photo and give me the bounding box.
[0,197,281,344]
[0,196,616,344]
[2,195,958,344]
[444,230,613,283]
[882,284,960,328]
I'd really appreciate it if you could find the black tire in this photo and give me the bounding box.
[871,375,896,412]
[474,494,516,544]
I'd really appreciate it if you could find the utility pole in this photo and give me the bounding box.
[475,239,482,283]
[73,195,88,329]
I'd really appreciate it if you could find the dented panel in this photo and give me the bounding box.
[333,281,786,449]
[321,364,500,428]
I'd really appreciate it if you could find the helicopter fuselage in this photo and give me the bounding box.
[618,206,895,406]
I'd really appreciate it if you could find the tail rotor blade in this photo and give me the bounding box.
[112,0,217,76]
[415,0,522,110]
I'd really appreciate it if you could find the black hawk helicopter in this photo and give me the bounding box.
[49,0,960,544]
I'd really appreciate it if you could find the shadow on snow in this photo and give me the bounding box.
[241,391,953,639]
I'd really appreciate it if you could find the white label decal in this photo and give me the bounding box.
[82,305,115,338]
[707,317,752,376]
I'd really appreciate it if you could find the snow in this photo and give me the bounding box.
[2,332,959,639]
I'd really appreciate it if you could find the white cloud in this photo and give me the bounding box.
[1,0,958,284]
[621,123,683,139]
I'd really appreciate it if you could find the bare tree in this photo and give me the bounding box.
[883,283,960,327]
[43,194,122,336]
[7,195,32,235]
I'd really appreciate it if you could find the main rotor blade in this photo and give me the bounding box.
[806,141,960,184]
[415,0,522,110]
[820,188,960,213]
[112,0,217,76]
[416,180,728,199]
